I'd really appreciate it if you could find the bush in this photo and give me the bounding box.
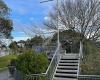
[14,49,49,75]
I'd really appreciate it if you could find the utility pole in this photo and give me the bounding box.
[56,0,60,46]
[40,0,60,46]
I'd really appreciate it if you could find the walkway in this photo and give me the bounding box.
[0,69,14,80]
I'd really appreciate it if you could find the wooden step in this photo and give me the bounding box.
[59,60,78,63]
[58,63,78,66]
[56,70,77,74]
[61,54,79,59]
[55,73,77,78]
[53,54,79,80]
[61,58,79,60]
[57,66,78,70]
[53,77,78,80]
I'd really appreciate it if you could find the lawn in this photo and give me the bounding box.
[0,55,17,70]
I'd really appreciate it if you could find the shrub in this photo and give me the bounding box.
[15,49,49,75]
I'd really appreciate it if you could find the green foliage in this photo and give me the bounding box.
[0,55,17,68]
[52,30,81,42]
[15,50,49,75]
[0,0,13,38]
[25,36,44,48]
[30,36,44,45]
[52,30,80,53]
[1,19,13,38]
[9,41,18,49]
[9,41,19,54]
[81,40,100,75]
[0,0,10,17]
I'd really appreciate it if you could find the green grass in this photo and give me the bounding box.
[81,40,100,75]
[0,55,17,69]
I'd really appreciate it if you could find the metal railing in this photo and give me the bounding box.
[77,42,100,80]
[77,41,83,77]
[25,43,61,80]
[78,75,100,80]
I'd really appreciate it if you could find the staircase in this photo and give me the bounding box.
[53,54,79,80]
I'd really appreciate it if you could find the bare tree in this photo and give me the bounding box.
[44,0,100,41]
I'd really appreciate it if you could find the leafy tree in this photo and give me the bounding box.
[30,36,44,45]
[52,30,80,53]
[9,41,19,54]
[25,35,44,48]
[0,0,13,38]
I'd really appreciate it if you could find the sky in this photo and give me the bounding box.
[4,0,54,41]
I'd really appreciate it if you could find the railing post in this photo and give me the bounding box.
[78,41,83,77]
[79,41,83,59]
[57,43,60,63]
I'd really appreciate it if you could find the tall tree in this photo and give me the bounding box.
[0,0,13,38]
[45,0,100,42]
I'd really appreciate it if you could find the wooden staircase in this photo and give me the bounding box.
[53,54,79,80]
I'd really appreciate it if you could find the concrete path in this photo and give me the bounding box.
[0,69,14,80]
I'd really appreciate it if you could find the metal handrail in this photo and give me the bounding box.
[25,43,61,79]
[78,75,100,80]
[77,53,81,77]
[43,44,60,75]
[77,41,83,77]
[79,75,100,77]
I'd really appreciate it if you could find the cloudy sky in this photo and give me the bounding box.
[4,0,54,41]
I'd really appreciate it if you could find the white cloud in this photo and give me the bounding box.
[44,16,50,20]
[13,37,30,41]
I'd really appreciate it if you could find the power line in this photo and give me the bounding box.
[40,0,54,3]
